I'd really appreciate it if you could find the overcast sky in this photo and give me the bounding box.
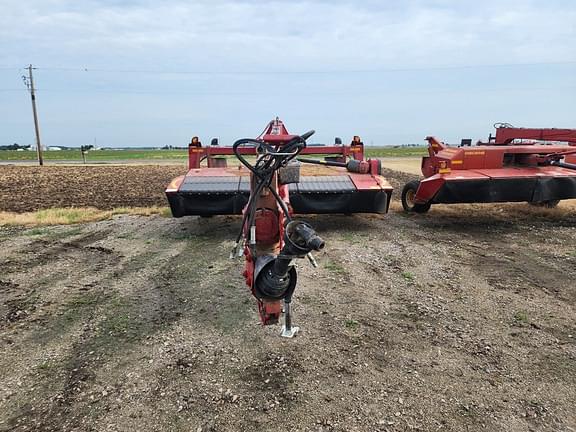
[1,0,575,147]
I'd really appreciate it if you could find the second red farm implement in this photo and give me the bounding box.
[402,124,576,213]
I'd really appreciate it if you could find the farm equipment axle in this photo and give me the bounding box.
[297,157,383,175]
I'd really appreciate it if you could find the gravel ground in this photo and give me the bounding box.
[1,202,575,431]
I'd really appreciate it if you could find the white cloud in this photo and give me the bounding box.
[1,0,574,70]
[0,1,574,147]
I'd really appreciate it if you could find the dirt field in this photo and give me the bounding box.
[380,158,423,175]
[0,165,416,213]
[0,165,186,213]
[1,165,576,431]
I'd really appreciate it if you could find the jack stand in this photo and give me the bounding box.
[280,300,299,338]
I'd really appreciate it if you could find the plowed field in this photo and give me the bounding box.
[0,165,415,213]
[0,166,185,212]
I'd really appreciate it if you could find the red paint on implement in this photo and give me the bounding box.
[408,125,576,210]
[166,118,393,328]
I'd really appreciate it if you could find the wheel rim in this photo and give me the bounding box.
[406,189,416,207]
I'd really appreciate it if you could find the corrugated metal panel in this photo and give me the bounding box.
[180,176,241,193]
[180,175,356,194]
[239,176,251,192]
[291,176,356,193]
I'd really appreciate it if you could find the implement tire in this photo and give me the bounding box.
[401,180,431,213]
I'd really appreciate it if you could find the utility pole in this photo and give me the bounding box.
[25,64,44,166]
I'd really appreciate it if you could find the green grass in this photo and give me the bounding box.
[37,292,103,337]
[37,360,56,371]
[0,146,425,162]
[324,260,345,274]
[100,310,132,335]
[1,206,171,226]
[23,227,52,236]
[344,318,360,330]
[365,146,427,158]
[514,310,529,324]
[401,271,415,282]
[35,208,100,224]
[340,232,369,244]
[0,149,188,161]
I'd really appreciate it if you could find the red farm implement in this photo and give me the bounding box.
[401,124,576,213]
[166,118,392,336]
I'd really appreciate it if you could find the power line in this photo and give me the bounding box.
[0,61,575,75]
[1,86,574,97]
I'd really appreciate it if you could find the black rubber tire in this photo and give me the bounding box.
[529,200,560,208]
[401,180,431,213]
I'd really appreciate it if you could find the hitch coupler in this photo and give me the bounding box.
[253,221,324,336]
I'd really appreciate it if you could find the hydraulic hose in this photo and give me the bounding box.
[231,133,311,247]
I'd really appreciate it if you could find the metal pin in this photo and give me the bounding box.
[250,225,256,245]
[306,252,318,268]
[280,301,299,338]
[229,243,237,259]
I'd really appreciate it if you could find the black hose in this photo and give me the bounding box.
[231,133,309,249]
[233,138,263,175]
[268,186,293,223]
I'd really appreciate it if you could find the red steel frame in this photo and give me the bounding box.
[413,126,576,205]
[187,136,364,170]
[491,126,576,145]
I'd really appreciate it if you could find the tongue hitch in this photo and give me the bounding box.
[254,221,324,338]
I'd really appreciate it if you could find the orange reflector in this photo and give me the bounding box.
[438,160,451,174]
